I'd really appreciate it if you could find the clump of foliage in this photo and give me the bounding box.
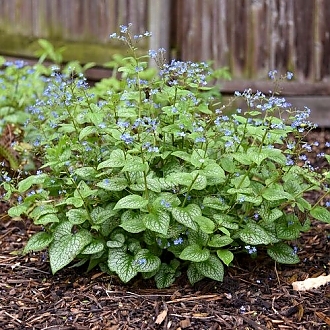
[0,45,95,174]
[0,58,48,178]
[2,25,330,288]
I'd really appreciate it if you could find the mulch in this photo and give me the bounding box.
[1,128,329,330]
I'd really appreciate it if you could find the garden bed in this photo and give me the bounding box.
[1,129,329,330]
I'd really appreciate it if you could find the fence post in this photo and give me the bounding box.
[148,0,171,67]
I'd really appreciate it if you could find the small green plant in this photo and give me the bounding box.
[2,25,330,288]
[0,124,21,171]
[0,57,46,127]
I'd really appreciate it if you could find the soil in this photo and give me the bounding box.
[1,128,329,330]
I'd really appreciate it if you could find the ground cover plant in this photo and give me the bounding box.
[1,24,330,289]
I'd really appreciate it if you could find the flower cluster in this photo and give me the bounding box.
[159,59,210,87]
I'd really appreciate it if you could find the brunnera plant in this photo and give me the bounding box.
[3,24,330,288]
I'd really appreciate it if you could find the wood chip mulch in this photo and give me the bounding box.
[1,128,329,330]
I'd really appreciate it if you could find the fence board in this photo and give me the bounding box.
[174,0,330,82]
[0,0,329,84]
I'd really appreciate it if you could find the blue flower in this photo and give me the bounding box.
[286,142,296,150]
[225,141,233,148]
[160,199,171,208]
[268,70,278,80]
[173,237,184,245]
[33,138,41,147]
[286,71,294,80]
[195,136,206,143]
[245,245,257,254]
[98,123,106,129]
[120,133,134,145]
[135,258,147,266]
[148,50,157,58]
[120,25,129,33]
[238,197,245,203]
[286,156,294,166]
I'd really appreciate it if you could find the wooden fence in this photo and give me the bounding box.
[0,0,330,91]
[174,0,330,83]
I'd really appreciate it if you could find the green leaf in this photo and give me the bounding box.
[171,204,201,230]
[97,149,126,169]
[59,124,76,134]
[17,173,48,193]
[133,249,161,273]
[143,210,170,235]
[74,167,98,179]
[190,149,206,168]
[34,213,60,225]
[23,232,53,254]
[195,255,224,282]
[64,197,84,207]
[166,172,193,186]
[29,204,57,220]
[8,204,28,217]
[230,175,250,188]
[296,197,311,212]
[233,153,252,165]
[220,156,236,173]
[179,244,210,262]
[187,263,204,285]
[152,193,181,210]
[78,126,97,140]
[122,157,148,172]
[213,214,239,229]
[239,223,273,245]
[275,215,301,240]
[171,151,191,162]
[106,233,125,248]
[114,195,148,210]
[236,194,262,205]
[191,173,207,190]
[264,148,286,165]
[154,263,178,289]
[260,207,283,223]
[216,249,234,266]
[90,206,114,225]
[310,206,330,223]
[66,209,89,224]
[202,196,229,211]
[246,147,268,166]
[267,243,300,264]
[145,177,161,193]
[187,228,209,246]
[97,177,128,191]
[262,184,292,201]
[200,163,226,182]
[218,227,231,236]
[131,177,162,193]
[208,234,233,248]
[120,210,146,233]
[108,249,137,283]
[194,216,215,234]
[76,181,97,199]
[81,240,105,254]
[49,221,93,274]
